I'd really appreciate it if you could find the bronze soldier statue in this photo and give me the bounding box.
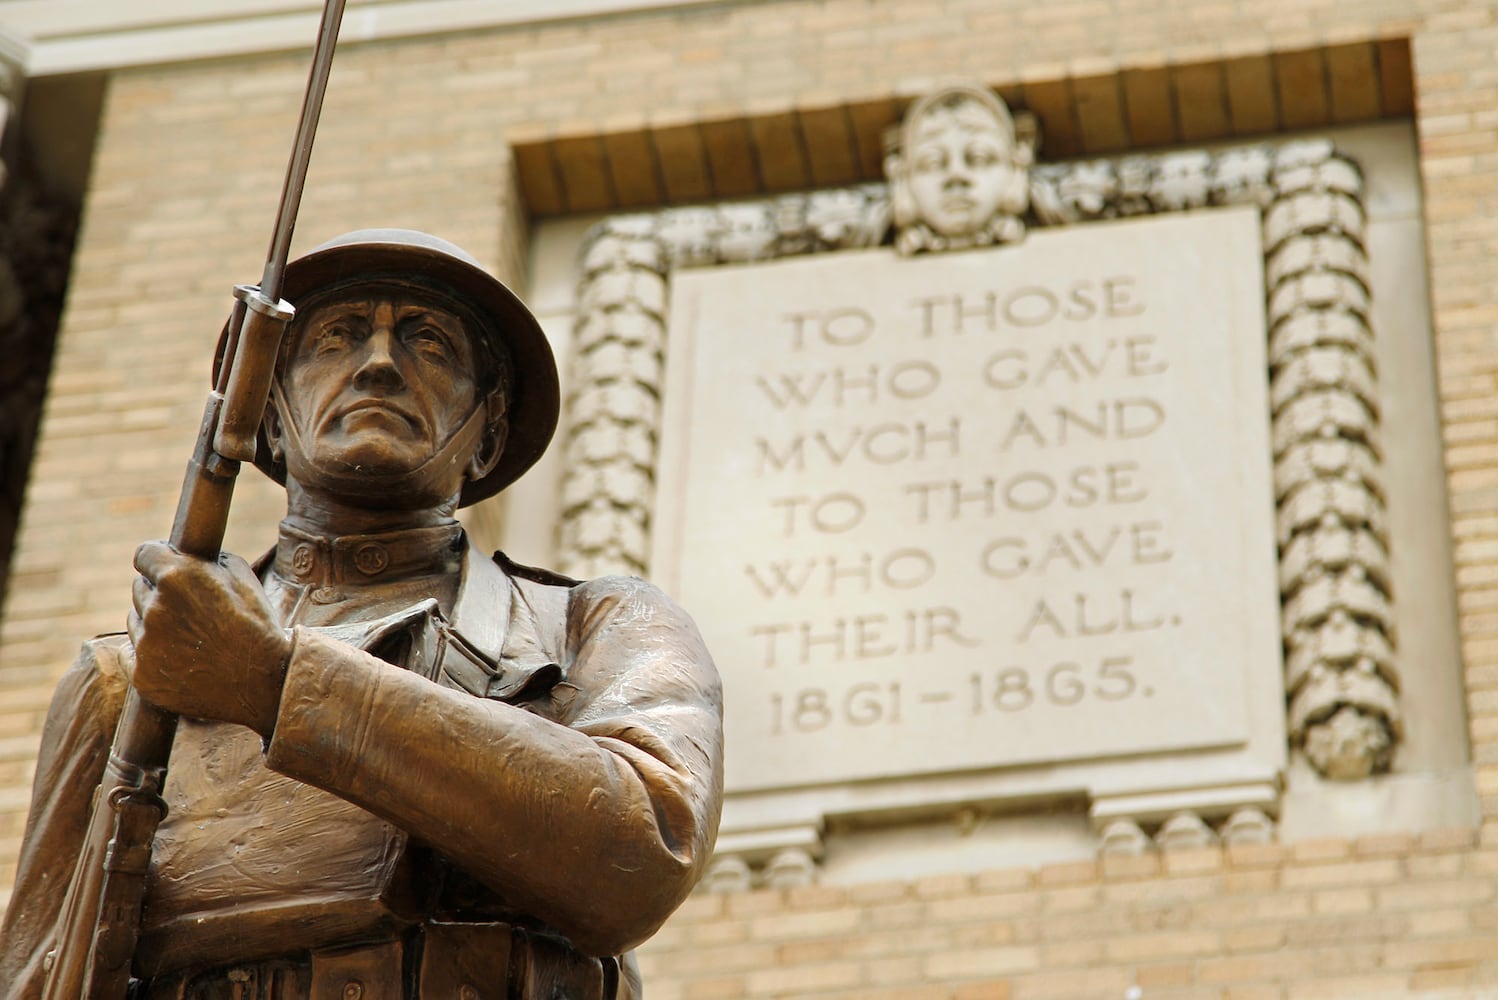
[0,229,725,999]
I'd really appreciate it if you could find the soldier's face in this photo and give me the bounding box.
[275,291,481,496]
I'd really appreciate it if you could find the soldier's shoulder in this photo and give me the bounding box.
[77,631,132,674]
[491,551,679,607]
[52,631,133,710]
[492,550,581,590]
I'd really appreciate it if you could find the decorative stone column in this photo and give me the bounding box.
[556,220,668,580]
[1264,146,1399,779]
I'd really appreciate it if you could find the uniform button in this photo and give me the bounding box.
[354,543,389,576]
[459,987,480,1000]
[311,586,342,604]
[290,543,315,577]
[342,982,364,1000]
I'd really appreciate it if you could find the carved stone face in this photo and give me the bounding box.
[273,291,482,501]
[903,96,1018,238]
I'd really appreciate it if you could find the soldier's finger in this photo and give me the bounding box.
[126,609,143,648]
[133,540,175,581]
[131,575,153,615]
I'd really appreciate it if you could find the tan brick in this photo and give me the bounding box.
[1382,936,1493,969]
[1223,926,1287,952]
[777,937,847,964]
[1223,987,1284,1000]
[928,892,1039,923]
[724,890,785,919]
[683,977,746,1000]
[1100,853,1161,879]
[1289,837,1352,863]
[914,872,974,899]
[952,982,1013,1000]
[1419,826,1479,852]
[1377,878,1496,911]
[1162,846,1224,874]
[1286,974,1409,999]
[1009,967,1132,999]
[1135,962,1193,988]
[1104,929,1220,961]
[1279,859,1402,889]
[1035,859,1098,885]
[745,960,860,995]
[748,908,860,941]
[1409,966,1474,991]
[1352,831,1416,857]
[786,883,850,910]
[1226,842,1284,869]
[686,920,750,947]
[1310,888,1373,915]
[925,945,1041,978]
[846,879,911,904]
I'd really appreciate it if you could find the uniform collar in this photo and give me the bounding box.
[273,520,465,586]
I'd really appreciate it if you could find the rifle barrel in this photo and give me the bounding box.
[260,0,348,302]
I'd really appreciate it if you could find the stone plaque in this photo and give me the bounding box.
[654,207,1282,797]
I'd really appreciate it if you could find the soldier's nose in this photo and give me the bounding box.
[351,328,405,391]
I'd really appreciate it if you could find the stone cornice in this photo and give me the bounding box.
[0,0,721,76]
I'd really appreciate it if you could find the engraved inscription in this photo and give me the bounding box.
[657,213,1278,792]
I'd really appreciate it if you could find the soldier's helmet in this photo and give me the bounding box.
[217,229,559,507]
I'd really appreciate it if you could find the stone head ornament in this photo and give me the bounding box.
[886,83,1038,254]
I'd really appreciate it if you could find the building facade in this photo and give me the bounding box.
[1,1,1498,996]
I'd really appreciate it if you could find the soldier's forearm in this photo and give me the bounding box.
[263,627,713,956]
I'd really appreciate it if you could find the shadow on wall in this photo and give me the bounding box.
[0,73,99,606]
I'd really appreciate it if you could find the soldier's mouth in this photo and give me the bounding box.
[337,399,419,429]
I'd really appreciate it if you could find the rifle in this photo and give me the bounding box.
[42,2,347,994]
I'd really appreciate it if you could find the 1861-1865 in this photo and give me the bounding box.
[768,655,1147,735]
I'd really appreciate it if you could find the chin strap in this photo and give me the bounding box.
[268,380,495,507]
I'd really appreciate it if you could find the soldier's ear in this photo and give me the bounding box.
[466,390,507,482]
[466,423,505,482]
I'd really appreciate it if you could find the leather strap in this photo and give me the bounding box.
[140,924,615,1000]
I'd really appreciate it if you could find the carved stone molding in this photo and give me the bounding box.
[1099,808,1279,857]
[700,855,754,895]
[1221,807,1278,846]
[559,90,1399,814]
[698,848,818,894]
[763,848,819,889]
[1099,819,1152,857]
[1155,812,1220,852]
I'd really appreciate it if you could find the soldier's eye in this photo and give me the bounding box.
[314,324,356,353]
[404,324,451,358]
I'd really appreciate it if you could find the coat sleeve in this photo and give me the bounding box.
[264,575,724,957]
[0,637,132,999]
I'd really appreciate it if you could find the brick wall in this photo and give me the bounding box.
[639,828,1495,999]
[4,0,1498,995]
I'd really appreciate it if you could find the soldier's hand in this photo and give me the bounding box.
[128,541,292,737]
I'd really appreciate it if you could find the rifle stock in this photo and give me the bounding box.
[41,2,345,994]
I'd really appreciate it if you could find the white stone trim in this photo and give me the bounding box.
[0,0,724,76]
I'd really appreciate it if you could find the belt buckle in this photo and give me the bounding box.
[310,940,404,1000]
[417,921,511,999]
